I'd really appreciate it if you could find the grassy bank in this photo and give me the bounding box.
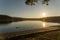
[23,30,60,40]
[7,29,60,40]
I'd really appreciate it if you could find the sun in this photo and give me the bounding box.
[42,12,46,17]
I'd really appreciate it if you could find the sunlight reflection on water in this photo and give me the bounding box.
[0,21,60,33]
[43,22,46,28]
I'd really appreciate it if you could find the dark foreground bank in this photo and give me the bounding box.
[8,30,60,40]
[7,29,60,40]
[0,25,59,40]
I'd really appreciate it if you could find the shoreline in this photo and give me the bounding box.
[0,26,59,40]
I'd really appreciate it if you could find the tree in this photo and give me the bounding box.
[25,0,50,5]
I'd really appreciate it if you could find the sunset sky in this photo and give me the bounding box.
[0,0,60,18]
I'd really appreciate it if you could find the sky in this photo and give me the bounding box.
[0,0,60,18]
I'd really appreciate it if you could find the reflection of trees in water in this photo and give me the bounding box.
[0,15,60,24]
[50,25,60,28]
[0,21,12,24]
[0,15,12,24]
[40,16,60,23]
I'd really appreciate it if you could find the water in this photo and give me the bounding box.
[0,21,59,33]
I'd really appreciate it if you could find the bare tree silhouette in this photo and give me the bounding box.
[25,0,50,5]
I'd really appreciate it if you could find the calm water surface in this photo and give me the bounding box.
[0,21,59,33]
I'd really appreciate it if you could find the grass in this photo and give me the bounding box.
[24,30,60,40]
[8,29,60,40]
